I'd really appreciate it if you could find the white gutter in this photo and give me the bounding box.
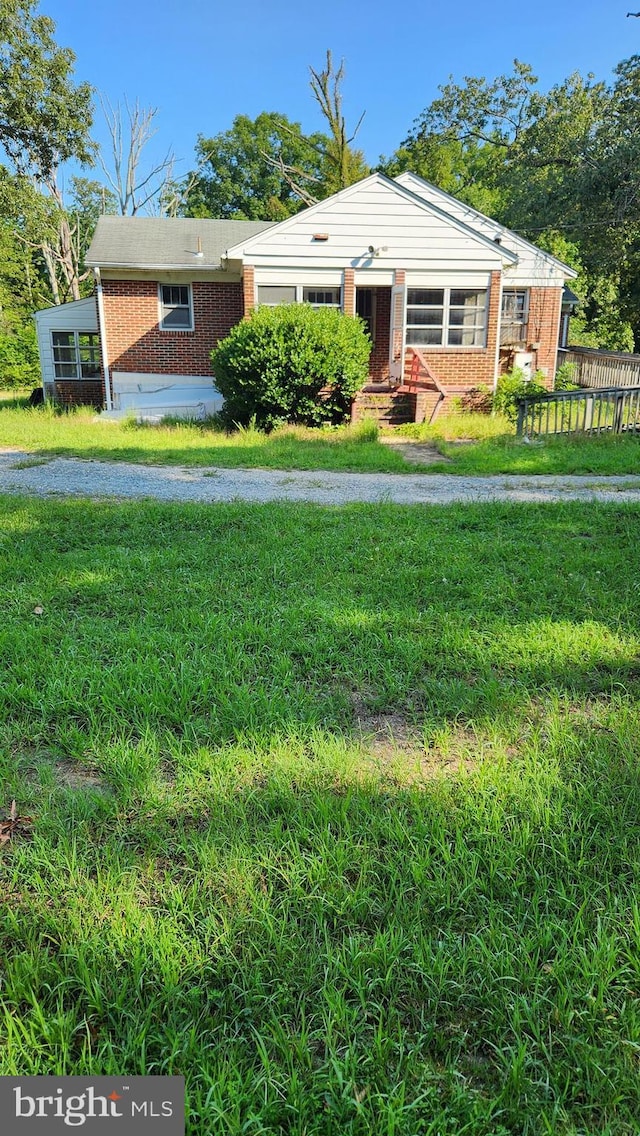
[94,268,113,412]
[90,262,222,271]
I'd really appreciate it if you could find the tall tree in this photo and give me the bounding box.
[183,112,328,220]
[0,0,95,301]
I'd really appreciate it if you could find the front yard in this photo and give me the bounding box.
[1,399,640,476]
[1,496,640,1133]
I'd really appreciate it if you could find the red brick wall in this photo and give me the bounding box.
[498,286,563,389]
[102,279,244,377]
[529,286,562,386]
[243,266,255,317]
[54,380,103,407]
[343,269,355,316]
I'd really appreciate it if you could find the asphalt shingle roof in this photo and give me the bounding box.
[86,216,276,269]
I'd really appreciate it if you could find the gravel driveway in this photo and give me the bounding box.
[2,449,640,505]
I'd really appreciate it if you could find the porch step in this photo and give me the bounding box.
[352,392,417,427]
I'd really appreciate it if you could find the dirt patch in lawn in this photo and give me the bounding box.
[379,437,451,466]
[351,695,481,780]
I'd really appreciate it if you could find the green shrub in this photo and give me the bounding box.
[493,368,548,423]
[211,303,371,429]
[0,325,40,389]
[554,361,579,391]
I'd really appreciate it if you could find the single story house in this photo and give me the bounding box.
[35,172,577,425]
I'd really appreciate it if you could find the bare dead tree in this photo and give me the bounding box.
[309,51,367,193]
[259,150,322,207]
[99,97,175,215]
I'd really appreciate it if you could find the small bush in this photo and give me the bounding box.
[494,368,548,423]
[211,303,371,430]
[554,361,579,391]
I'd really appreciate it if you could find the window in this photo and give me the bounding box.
[302,288,341,308]
[52,331,101,380]
[257,285,297,306]
[159,284,193,330]
[501,289,529,344]
[257,284,342,308]
[406,288,487,348]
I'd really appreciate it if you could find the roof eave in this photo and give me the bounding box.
[90,261,223,271]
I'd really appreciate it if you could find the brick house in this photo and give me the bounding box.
[35,172,577,424]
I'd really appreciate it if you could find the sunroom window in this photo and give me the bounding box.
[257,285,297,306]
[406,288,487,347]
[256,285,342,308]
[52,331,101,379]
[159,284,193,330]
[302,288,341,308]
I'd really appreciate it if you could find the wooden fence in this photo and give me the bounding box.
[516,385,640,438]
[559,346,640,389]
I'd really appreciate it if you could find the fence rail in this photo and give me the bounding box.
[560,346,640,389]
[516,385,640,438]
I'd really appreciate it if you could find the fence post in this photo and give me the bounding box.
[614,393,624,434]
[516,399,526,437]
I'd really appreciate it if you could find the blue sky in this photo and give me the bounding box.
[49,0,636,183]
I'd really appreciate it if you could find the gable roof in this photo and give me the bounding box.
[86,216,276,270]
[395,171,577,278]
[223,172,519,264]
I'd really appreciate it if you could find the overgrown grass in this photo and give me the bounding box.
[1,496,640,1134]
[2,402,640,476]
[403,413,640,475]
[0,403,409,473]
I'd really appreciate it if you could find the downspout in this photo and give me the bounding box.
[94,267,113,411]
[492,268,505,395]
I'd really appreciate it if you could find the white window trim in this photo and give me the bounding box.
[406,287,489,350]
[51,330,101,381]
[255,283,342,309]
[158,283,194,332]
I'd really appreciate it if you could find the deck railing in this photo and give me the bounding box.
[559,347,640,389]
[516,385,640,438]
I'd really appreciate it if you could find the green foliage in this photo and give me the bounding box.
[211,304,371,429]
[554,361,579,391]
[185,113,327,220]
[0,0,95,181]
[493,368,548,422]
[0,325,39,388]
[350,416,379,443]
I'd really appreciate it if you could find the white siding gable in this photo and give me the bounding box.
[395,172,576,286]
[225,174,513,274]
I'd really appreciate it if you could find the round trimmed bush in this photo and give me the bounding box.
[211,303,371,429]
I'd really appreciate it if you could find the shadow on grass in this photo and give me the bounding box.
[2,738,640,1135]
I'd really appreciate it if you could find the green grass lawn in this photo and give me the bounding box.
[2,399,640,476]
[2,495,640,1133]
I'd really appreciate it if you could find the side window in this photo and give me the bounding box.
[52,331,100,379]
[501,289,529,345]
[159,284,193,330]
